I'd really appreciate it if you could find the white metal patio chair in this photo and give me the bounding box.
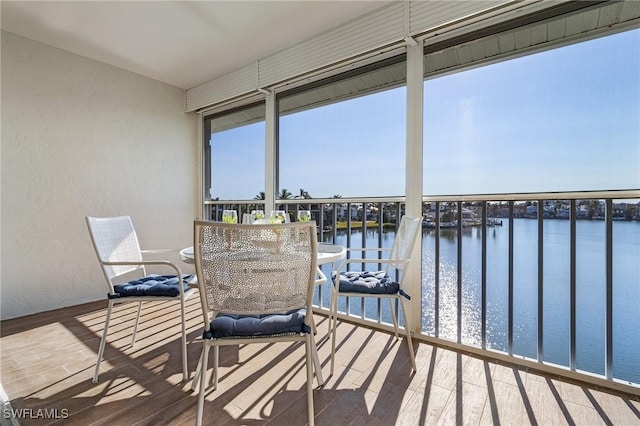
[328,215,421,374]
[192,220,323,426]
[86,215,197,383]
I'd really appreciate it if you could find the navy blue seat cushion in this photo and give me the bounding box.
[111,274,194,298]
[205,308,309,339]
[333,270,399,295]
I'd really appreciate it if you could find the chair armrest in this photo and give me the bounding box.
[140,249,178,254]
[102,259,179,268]
[316,267,328,286]
[343,247,391,262]
[344,247,391,253]
[334,257,408,272]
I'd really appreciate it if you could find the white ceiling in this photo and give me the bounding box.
[0,0,392,90]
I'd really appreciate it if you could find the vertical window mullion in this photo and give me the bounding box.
[265,92,277,213]
[406,40,424,336]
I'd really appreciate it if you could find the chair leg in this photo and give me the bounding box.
[196,342,210,426]
[329,287,339,375]
[305,337,315,426]
[327,277,336,335]
[213,345,219,389]
[93,300,114,383]
[310,312,317,335]
[399,297,417,372]
[313,267,327,335]
[309,333,324,387]
[191,347,204,391]
[180,297,188,382]
[193,340,219,391]
[131,302,143,347]
[388,298,400,339]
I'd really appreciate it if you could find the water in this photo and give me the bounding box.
[321,219,640,385]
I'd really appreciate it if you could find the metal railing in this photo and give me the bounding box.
[204,189,640,392]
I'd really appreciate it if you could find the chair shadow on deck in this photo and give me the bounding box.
[189,315,413,425]
[2,301,640,425]
[1,299,205,424]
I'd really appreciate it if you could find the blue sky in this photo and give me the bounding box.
[211,28,639,200]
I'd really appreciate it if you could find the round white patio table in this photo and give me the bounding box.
[180,242,345,332]
[179,242,346,267]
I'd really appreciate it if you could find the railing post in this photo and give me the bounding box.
[457,201,463,344]
[481,201,487,350]
[435,201,441,339]
[570,199,577,371]
[605,198,613,380]
[538,199,544,363]
[508,201,514,356]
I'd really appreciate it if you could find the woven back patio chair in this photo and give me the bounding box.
[86,215,196,383]
[192,220,323,426]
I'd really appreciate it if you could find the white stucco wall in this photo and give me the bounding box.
[1,31,199,320]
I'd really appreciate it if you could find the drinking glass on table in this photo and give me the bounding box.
[251,210,265,222]
[222,210,237,224]
[297,210,311,222]
[270,210,287,224]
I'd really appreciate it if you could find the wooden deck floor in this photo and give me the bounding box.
[1,297,639,425]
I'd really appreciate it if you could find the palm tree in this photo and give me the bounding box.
[295,188,312,212]
[586,199,600,219]
[254,192,265,200]
[277,189,294,221]
[487,202,497,218]
[443,202,457,223]
[383,202,396,223]
[328,194,346,221]
[296,188,311,199]
[278,188,293,200]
